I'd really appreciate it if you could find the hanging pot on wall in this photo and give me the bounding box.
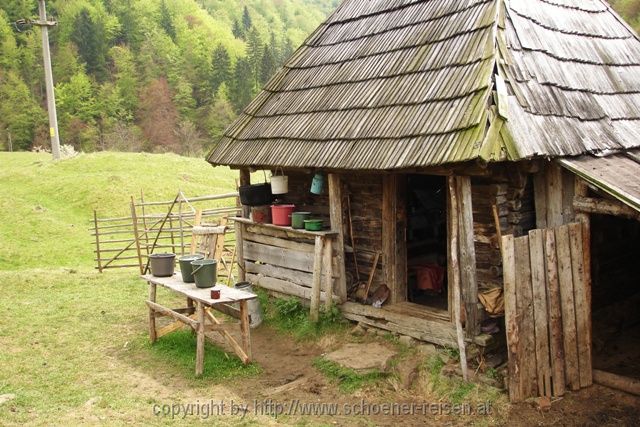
[239,170,273,206]
[270,167,289,195]
[310,172,325,195]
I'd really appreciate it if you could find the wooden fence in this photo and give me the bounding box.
[502,222,592,403]
[91,191,241,273]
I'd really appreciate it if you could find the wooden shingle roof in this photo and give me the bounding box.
[208,0,640,170]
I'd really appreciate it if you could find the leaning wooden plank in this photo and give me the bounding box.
[593,369,640,397]
[555,225,580,391]
[310,236,324,323]
[456,176,479,339]
[529,229,552,397]
[568,222,592,388]
[544,229,566,397]
[502,234,522,402]
[243,240,315,273]
[514,235,538,399]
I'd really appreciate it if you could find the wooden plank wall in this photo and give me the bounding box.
[503,223,592,403]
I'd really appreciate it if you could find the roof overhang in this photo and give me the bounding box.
[558,150,640,213]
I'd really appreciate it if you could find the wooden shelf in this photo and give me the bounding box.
[229,217,338,238]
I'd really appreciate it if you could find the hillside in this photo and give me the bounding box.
[0,152,236,269]
[0,0,337,154]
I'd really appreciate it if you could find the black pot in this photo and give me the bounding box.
[239,183,273,206]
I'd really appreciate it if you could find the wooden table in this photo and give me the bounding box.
[141,273,256,376]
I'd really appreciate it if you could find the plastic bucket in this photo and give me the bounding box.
[235,282,263,328]
[271,204,295,226]
[310,172,324,194]
[191,259,217,288]
[251,205,271,224]
[150,253,175,277]
[304,219,324,231]
[178,254,204,283]
[270,168,288,195]
[291,212,311,229]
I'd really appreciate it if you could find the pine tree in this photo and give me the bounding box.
[242,6,252,33]
[260,44,278,85]
[279,37,295,66]
[160,0,176,41]
[246,27,263,87]
[71,9,108,81]
[232,19,244,39]
[230,57,255,113]
[211,45,231,93]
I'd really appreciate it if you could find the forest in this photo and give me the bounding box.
[0,0,638,155]
[0,0,337,154]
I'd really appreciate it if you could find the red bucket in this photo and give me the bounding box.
[271,204,295,226]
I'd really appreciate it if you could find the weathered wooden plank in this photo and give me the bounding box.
[456,176,479,339]
[573,196,640,222]
[568,222,592,388]
[529,229,552,397]
[555,225,580,391]
[340,302,458,347]
[546,163,564,227]
[243,231,314,253]
[502,234,522,402]
[245,261,314,288]
[246,273,338,303]
[328,173,348,303]
[323,236,334,310]
[544,229,566,397]
[562,170,575,223]
[514,235,538,399]
[236,222,246,281]
[383,175,407,304]
[195,302,205,376]
[243,240,315,273]
[310,235,324,322]
[239,169,250,218]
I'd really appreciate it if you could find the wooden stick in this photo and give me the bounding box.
[346,194,360,281]
[227,246,237,287]
[448,177,468,381]
[131,196,144,274]
[492,204,502,252]
[93,210,103,273]
[205,309,249,363]
[593,369,640,396]
[140,190,150,257]
[143,193,180,274]
[363,251,380,302]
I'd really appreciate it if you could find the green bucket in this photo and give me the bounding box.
[191,259,217,288]
[178,254,204,283]
[291,212,311,229]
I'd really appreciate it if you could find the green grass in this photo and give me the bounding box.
[257,291,348,340]
[0,152,236,270]
[312,358,386,393]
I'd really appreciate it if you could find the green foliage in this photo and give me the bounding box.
[0,70,44,150]
[262,296,347,340]
[313,358,387,393]
[0,0,335,152]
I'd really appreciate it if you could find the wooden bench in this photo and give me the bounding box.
[141,273,256,376]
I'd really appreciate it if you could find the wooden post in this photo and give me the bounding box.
[448,177,468,381]
[148,281,157,343]
[383,175,407,304]
[236,222,246,282]
[310,235,324,322]
[456,176,479,339]
[93,210,103,273]
[239,300,252,361]
[547,163,564,227]
[328,173,347,303]
[130,196,144,274]
[323,236,334,310]
[239,169,250,218]
[195,301,205,376]
[178,192,185,256]
[140,190,150,256]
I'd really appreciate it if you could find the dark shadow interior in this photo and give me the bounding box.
[591,214,640,380]
[406,174,448,311]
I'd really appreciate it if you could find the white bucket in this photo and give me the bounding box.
[271,168,288,194]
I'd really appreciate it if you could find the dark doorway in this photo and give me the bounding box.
[591,214,640,380]
[406,175,448,311]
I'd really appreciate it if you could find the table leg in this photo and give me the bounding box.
[195,301,205,376]
[148,281,157,343]
[187,297,195,335]
[239,300,252,362]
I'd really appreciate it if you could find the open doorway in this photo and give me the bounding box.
[406,175,448,312]
[591,214,640,380]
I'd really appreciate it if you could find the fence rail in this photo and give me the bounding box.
[92,190,241,273]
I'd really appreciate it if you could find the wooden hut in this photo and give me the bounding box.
[208,0,640,400]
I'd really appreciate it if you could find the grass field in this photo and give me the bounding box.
[0,152,265,426]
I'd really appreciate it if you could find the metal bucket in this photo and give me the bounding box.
[149,253,175,277]
[235,282,263,328]
[191,259,217,288]
[178,254,204,283]
[310,172,324,194]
